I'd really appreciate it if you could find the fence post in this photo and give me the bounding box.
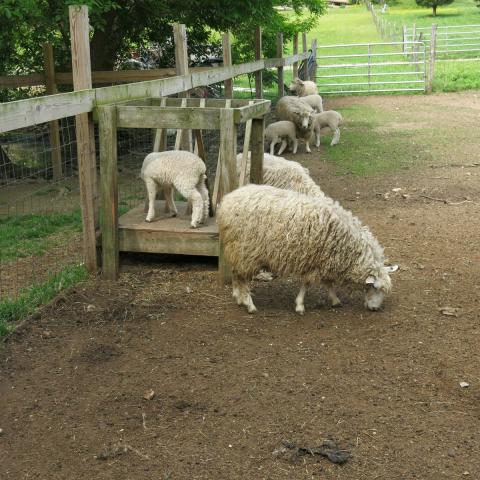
[222,32,233,99]
[173,23,192,150]
[254,27,263,98]
[69,5,98,273]
[276,33,284,98]
[302,32,308,79]
[427,24,437,94]
[42,42,62,181]
[292,33,299,79]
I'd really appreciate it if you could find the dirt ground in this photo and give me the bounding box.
[1,93,480,479]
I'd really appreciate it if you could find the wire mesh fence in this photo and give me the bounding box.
[0,116,84,301]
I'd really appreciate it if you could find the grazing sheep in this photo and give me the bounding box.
[217,185,398,314]
[140,150,209,228]
[276,96,315,153]
[312,110,343,147]
[300,94,324,113]
[236,152,328,201]
[264,121,298,155]
[289,77,319,97]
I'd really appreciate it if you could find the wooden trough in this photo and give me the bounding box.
[97,97,271,282]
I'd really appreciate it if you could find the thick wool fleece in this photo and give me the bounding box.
[217,185,391,291]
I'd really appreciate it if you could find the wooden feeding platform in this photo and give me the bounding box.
[97,97,271,281]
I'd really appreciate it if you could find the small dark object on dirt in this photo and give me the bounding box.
[273,439,350,465]
[95,443,129,460]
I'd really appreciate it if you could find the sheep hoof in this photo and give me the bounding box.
[295,305,305,315]
[145,216,153,223]
[190,222,200,229]
[331,300,342,308]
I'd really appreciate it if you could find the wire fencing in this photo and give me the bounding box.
[316,41,426,95]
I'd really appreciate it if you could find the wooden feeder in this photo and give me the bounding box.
[97,97,271,281]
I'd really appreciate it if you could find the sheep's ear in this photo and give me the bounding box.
[365,276,376,285]
[385,265,399,273]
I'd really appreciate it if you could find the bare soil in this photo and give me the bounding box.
[1,93,480,479]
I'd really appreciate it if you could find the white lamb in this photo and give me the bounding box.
[289,77,319,97]
[264,121,298,155]
[300,94,324,113]
[140,150,209,228]
[312,110,343,147]
[217,185,398,314]
[276,96,314,153]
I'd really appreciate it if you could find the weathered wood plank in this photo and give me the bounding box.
[293,33,299,78]
[0,73,45,88]
[116,106,222,129]
[222,32,233,98]
[250,118,264,184]
[69,5,98,273]
[302,33,308,80]
[239,101,254,187]
[277,33,284,98]
[98,106,119,279]
[43,42,63,181]
[153,98,167,151]
[233,100,271,124]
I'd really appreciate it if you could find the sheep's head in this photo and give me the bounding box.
[295,109,314,129]
[289,77,304,94]
[364,265,398,311]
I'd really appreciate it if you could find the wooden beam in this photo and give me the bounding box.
[42,42,62,181]
[427,24,437,94]
[292,33,299,79]
[233,100,271,124]
[153,97,167,151]
[310,38,317,82]
[250,118,264,184]
[254,27,263,99]
[98,106,119,280]
[69,4,98,273]
[0,73,45,88]
[116,106,222,129]
[222,32,233,99]
[239,100,254,187]
[277,33,284,98]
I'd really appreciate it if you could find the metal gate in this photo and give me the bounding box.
[316,41,426,95]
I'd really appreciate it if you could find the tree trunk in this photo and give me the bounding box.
[89,11,122,71]
[432,5,437,15]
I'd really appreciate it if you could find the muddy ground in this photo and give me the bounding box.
[1,92,480,479]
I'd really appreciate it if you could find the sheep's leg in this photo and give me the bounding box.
[164,186,178,217]
[144,178,157,222]
[269,139,277,155]
[277,139,288,156]
[315,128,321,148]
[235,275,257,313]
[331,127,340,146]
[176,184,203,228]
[322,281,341,307]
[197,176,209,223]
[295,283,309,314]
[305,139,312,154]
[292,137,298,154]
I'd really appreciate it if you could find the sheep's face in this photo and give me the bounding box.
[363,265,398,311]
[298,111,313,129]
[289,78,303,94]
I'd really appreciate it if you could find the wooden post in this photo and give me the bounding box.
[292,33,299,79]
[98,106,119,280]
[302,32,308,79]
[42,43,63,181]
[217,107,237,284]
[250,118,264,185]
[69,5,98,273]
[276,33,284,98]
[427,24,437,94]
[152,98,167,151]
[173,23,192,151]
[222,32,233,99]
[254,27,263,98]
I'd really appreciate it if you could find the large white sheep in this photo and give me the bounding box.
[264,121,298,155]
[140,150,209,228]
[289,77,319,97]
[312,110,343,147]
[276,96,314,153]
[300,94,324,113]
[217,185,398,314]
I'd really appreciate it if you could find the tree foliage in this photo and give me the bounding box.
[414,0,454,16]
[1,0,326,94]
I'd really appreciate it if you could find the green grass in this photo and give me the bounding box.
[381,0,480,29]
[0,210,82,261]
[0,264,88,336]
[319,104,421,175]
